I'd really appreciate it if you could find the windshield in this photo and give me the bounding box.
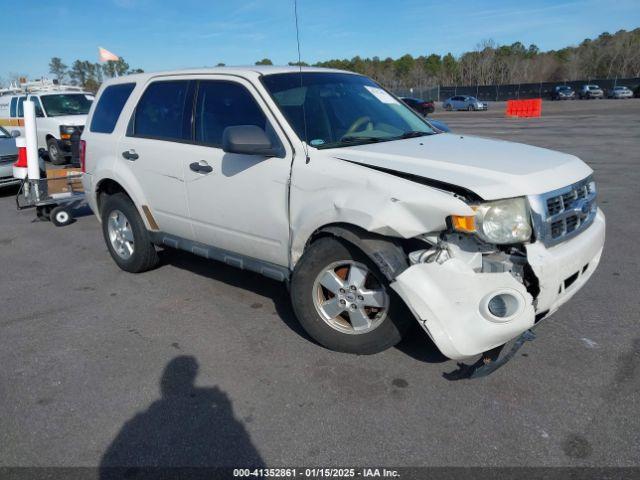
[262,72,434,149]
[558,86,571,90]
[0,126,9,138]
[40,94,92,117]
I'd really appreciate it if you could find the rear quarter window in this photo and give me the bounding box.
[90,83,136,134]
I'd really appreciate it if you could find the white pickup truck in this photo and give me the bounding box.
[81,67,605,376]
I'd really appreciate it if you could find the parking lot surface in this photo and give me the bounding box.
[1,99,638,468]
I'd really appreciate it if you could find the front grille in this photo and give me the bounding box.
[0,154,17,165]
[531,176,597,246]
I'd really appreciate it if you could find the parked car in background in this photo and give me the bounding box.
[425,118,450,133]
[578,84,603,99]
[0,126,45,188]
[0,81,94,165]
[550,85,575,100]
[400,97,435,116]
[607,86,633,99]
[442,96,488,111]
[82,66,604,374]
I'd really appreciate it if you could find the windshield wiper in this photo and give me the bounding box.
[396,130,430,139]
[339,135,385,143]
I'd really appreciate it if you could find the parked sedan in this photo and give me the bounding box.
[607,86,633,99]
[0,126,45,188]
[400,97,435,116]
[578,84,604,99]
[442,95,487,111]
[550,85,575,100]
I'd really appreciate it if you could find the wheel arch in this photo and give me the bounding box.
[302,223,410,282]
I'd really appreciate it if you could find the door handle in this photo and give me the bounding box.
[189,161,213,174]
[122,150,139,161]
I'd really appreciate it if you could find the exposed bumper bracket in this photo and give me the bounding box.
[443,329,536,381]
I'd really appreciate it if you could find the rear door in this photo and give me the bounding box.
[117,78,196,239]
[182,77,292,267]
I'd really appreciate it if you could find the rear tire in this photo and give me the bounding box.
[100,193,159,273]
[290,237,412,355]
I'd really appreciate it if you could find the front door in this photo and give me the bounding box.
[183,78,292,267]
[117,78,195,239]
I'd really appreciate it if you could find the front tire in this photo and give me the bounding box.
[47,138,66,165]
[290,237,412,354]
[100,193,159,273]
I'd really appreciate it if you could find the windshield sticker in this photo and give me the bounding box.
[364,86,400,105]
[85,95,95,101]
[310,139,325,146]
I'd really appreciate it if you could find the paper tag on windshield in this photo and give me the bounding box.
[365,86,400,104]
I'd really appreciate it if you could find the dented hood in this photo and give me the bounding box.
[327,133,593,200]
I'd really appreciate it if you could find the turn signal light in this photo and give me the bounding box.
[451,215,476,233]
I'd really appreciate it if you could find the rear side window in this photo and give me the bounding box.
[10,98,17,117]
[131,80,193,141]
[90,83,135,133]
[194,81,267,147]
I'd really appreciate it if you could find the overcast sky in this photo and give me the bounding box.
[2,0,639,81]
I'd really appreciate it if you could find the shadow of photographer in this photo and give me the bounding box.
[100,355,264,478]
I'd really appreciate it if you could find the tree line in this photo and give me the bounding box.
[256,28,640,90]
[46,57,144,92]
[3,28,637,92]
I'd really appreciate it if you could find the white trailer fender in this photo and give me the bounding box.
[390,258,535,360]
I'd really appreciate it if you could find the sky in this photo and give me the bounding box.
[1,0,639,81]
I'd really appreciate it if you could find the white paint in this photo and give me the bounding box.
[325,133,593,200]
[23,101,39,180]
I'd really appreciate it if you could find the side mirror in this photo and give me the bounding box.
[10,130,20,138]
[222,125,279,157]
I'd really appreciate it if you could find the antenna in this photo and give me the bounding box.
[293,0,310,163]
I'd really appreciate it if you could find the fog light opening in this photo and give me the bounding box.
[483,292,521,322]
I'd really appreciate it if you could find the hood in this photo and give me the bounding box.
[47,115,87,126]
[326,133,592,200]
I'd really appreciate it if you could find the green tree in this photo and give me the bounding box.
[49,57,68,83]
[255,58,273,65]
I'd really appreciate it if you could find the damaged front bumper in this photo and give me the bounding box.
[391,209,605,361]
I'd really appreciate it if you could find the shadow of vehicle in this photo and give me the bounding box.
[394,324,448,364]
[100,355,264,478]
[159,248,312,343]
[160,249,448,364]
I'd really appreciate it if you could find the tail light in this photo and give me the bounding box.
[80,140,86,173]
[15,145,28,168]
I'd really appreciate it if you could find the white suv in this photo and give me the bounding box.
[82,67,605,372]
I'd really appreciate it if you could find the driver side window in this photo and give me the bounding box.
[194,80,267,147]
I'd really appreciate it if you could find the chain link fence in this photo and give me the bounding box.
[391,77,640,102]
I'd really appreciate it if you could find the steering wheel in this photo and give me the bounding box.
[343,116,373,138]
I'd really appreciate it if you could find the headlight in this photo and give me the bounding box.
[60,125,77,140]
[451,197,532,244]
